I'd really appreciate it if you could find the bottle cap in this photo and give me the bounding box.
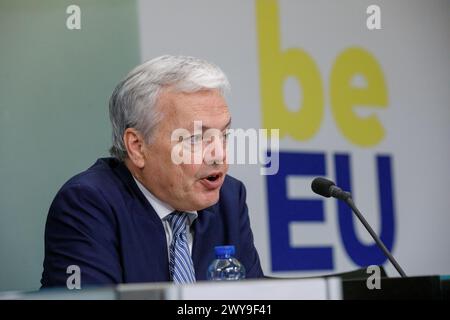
[214,245,235,258]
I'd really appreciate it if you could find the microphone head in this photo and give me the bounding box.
[311,177,336,198]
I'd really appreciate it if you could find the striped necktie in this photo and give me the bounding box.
[167,211,196,284]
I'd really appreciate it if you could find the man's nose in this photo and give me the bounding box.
[203,136,226,165]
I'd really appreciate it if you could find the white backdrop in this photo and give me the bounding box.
[137,0,450,277]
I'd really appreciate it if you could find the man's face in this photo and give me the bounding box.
[140,89,231,211]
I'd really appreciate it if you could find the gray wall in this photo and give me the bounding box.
[0,0,139,291]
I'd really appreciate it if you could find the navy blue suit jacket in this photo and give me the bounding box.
[41,158,263,287]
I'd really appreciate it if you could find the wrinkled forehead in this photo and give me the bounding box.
[157,89,231,129]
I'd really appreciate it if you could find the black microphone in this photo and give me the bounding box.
[311,177,352,201]
[311,177,407,278]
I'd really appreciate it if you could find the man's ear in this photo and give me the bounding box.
[123,128,146,168]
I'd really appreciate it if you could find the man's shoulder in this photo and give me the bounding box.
[223,174,245,189]
[220,174,247,202]
[57,157,125,197]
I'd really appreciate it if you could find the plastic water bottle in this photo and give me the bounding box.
[207,245,246,280]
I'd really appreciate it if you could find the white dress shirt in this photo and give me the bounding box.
[133,177,198,259]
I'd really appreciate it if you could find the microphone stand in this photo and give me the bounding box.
[345,196,407,278]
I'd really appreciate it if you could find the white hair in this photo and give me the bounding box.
[109,55,230,160]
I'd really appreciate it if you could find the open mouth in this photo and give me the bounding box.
[206,174,220,182]
[199,172,224,190]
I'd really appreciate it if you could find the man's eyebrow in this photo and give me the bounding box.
[201,118,232,131]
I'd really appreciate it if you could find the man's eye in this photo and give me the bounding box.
[189,134,203,144]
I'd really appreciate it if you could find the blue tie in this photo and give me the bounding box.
[167,211,196,284]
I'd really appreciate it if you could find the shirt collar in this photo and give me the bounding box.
[133,177,198,224]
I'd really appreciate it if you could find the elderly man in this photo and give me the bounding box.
[41,55,264,287]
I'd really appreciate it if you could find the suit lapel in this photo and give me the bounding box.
[112,159,163,225]
[192,204,222,280]
[110,158,170,280]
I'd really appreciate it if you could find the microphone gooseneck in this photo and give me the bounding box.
[311,177,407,278]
